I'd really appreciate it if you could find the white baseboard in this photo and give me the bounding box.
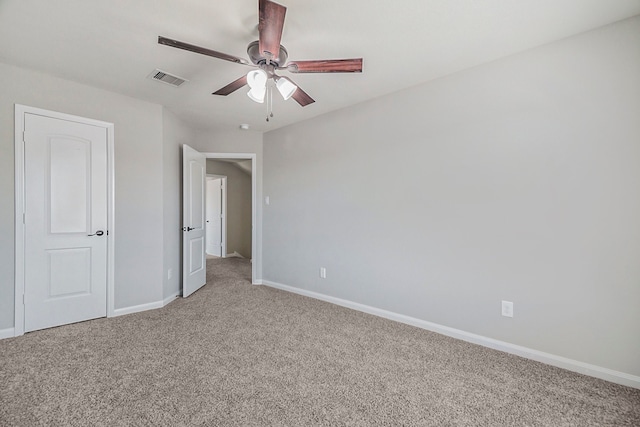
[162,291,180,307]
[112,300,163,317]
[4,295,177,336]
[226,251,245,258]
[252,279,263,285]
[262,280,640,390]
[0,327,16,340]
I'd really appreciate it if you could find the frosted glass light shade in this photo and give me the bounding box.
[276,77,297,100]
[247,86,266,103]
[246,69,268,103]
[247,69,268,89]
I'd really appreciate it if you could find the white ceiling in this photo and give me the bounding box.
[1,0,639,132]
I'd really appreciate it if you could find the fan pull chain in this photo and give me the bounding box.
[265,83,275,122]
[265,84,269,122]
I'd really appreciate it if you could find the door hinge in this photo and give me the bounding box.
[22,294,25,305]
[23,213,25,224]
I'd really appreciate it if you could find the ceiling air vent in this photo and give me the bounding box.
[148,69,188,87]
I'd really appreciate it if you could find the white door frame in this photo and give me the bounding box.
[14,104,115,337]
[203,153,257,284]
[206,175,227,258]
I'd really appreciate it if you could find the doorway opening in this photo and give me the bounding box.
[205,158,252,262]
[181,147,258,296]
[202,152,257,284]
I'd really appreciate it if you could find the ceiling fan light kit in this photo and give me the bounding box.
[275,76,297,100]
[247,69,268,103]
[247,69,268,89]
[158,0,363,121]
[247,86,266,103]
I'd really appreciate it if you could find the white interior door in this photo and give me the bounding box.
[206,178,222,256]
[182,144,206,297]
[23,113,108,332]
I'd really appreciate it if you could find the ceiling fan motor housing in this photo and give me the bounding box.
[247,40,288,66]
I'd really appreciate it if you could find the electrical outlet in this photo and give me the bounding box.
[168,268,172,280]
[319,267,327,279]
[265,196,270,205]
[501,300,514,318]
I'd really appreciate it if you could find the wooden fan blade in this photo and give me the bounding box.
[212,75,248,96]
[258,0,286,60]
[158,36,251,66]
[287,58,363,73]
[291,85,315,107]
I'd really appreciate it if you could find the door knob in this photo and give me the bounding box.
[183,226,195,231]
[88,230,104,236]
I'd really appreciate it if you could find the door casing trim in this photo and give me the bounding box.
[14,104,116,336]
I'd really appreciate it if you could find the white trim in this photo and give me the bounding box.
[221,177,227,258]
[112,301,163,317]
[163,291,180,307]
[14,106,25,337]
[106,122,115,318]
[262,280,640,390]
[226,251,245,258]
[0,328,16,340]
[201,152,259,285]
[14,105,116,336]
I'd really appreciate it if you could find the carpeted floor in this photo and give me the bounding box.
[1,257,639,426]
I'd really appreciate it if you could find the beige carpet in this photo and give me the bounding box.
[1,257,638,426]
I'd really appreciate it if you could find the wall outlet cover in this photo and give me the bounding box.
[502,300,514,318]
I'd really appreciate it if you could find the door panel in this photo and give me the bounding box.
[48,248,91,297]
[189,237,204,273]
[206,178,222,256]
[49,138,89,233]
[24,113,108,332]
[182,145,206,297]
[189,162,204,227]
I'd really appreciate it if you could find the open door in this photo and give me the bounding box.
[206,178,223,257]
[182,144,206,297]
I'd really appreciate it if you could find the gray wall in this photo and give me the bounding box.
[162,108,197,299]
[206,160,252,258]
[0,62,165,329]
[263,17,640,376]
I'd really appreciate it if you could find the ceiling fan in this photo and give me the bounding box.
[158,0,363,109]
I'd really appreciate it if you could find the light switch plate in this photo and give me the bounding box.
[502,300,514,318]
